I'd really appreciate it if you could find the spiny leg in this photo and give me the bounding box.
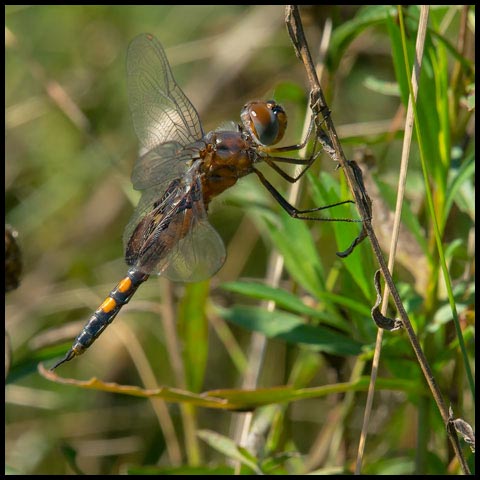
[252,167,358,223]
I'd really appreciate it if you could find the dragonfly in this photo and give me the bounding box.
[51,33,354,370]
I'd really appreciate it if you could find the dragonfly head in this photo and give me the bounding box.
[240,100,287,146]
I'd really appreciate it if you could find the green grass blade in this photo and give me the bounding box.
[221,280,351,332]
[218,305,364,356]
[197,429,262,474]
[178,281,210,392]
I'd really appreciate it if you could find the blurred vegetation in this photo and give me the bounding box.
[5,5,474,475]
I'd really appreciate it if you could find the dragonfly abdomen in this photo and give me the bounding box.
[51,268,149,370]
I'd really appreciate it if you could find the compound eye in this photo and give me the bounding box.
[240,101,287,146]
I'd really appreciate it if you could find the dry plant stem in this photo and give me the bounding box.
[285,5,470,474]
[232,19,332,471]
[232,244,285,476]
[6,27,90,132]
[233,98,310,475]
[355,6,428,474]
[230,120,287,468]
[113,320,182,466]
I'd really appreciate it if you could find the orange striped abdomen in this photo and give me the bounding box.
[51,268,149,369]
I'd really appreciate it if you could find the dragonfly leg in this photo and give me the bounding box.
[261,149,321,184]
[252,167,358,223]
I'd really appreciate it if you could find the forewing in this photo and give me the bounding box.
[127,33,204,151]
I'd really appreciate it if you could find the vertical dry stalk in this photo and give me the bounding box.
[355,5,429,474]
[285,5,470,474]
[232,16,334,471]
[113,319,182,465]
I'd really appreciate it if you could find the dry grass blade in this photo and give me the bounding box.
[232,12,334,470]
[5,27,90,133]
[235,22,331,470]
[355,7,429,473]
[112,320,182,465]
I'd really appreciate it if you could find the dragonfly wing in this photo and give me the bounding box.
[163,219,226,282]
[131,141,195,191]
[127,33,204,152]
[123,179,181,272]
[124,162,225,281]
[163,177,226,282]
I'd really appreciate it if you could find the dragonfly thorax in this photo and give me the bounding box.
[200,130,257,205]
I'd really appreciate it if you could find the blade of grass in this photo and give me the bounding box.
[218,305,364,356]
[112,320,182,465]
[221,280,351,332]
[207,305,249,375]
[198,429,263,474]
[178,281,210,393]
[399,8,474,401]
[396,6,472,473]
[355,6,429,474]
[160,279,200,466]
[286,4,471,474]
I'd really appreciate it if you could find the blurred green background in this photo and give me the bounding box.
[5,5,474,475]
